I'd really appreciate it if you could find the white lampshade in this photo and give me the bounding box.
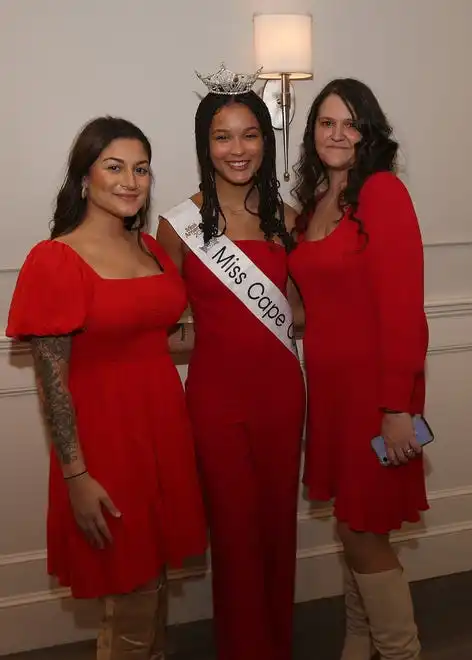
[253,13,313,80]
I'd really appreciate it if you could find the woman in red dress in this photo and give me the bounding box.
[6,117,207,660]
[157,66,306,660]
[289,79,428,659]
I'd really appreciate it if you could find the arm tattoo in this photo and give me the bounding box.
[31,336,79,465]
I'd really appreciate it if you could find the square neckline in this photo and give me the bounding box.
[53,238,166,281]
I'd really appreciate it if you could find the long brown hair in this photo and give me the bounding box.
[50,116,152,238]
[292,78,398,239]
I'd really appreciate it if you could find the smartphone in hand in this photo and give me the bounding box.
[371,415,434,466]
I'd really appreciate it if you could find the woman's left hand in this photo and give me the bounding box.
[381,413,422,466]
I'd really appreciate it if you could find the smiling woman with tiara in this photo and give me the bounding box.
[157,64,306,660]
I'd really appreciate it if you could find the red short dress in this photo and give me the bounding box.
[288,172,429,533]
[6,233,207,598]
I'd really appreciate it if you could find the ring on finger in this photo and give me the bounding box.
[404,447,415,457]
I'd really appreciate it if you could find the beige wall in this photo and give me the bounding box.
[1,0,472,654]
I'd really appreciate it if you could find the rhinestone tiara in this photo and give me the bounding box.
[195,63,263,95]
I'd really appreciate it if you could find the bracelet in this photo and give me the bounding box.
[64,469,88,481]
[381,408,404,415]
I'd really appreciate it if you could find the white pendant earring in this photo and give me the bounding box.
[81,182,87,199]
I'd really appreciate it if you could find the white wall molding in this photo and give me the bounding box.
[423,239,472,248]
[297,484,472,522]
[0,588,71,610]
[0,295,471,357]
[297,519,472,561]
[1,296,472,398]
[0,550,46,567]
[428,342,472,356]
[0,338,28,354]
[2,483,471,584]
[420,485,472,502]
[1,513,472,654]
[2,517,471,610]
[425,298,472,319]
[0,239,469,276]
[1,516,471,608]
[0,240,469,268]
[0,386,37,398]
[0,551,205,584]
[0,565,207,611]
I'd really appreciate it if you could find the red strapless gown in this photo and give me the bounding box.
[183,240,305,660]
[288,172,429,533]
[6,234,207,598]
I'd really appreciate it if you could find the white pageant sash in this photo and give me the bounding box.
[164,200,298,358]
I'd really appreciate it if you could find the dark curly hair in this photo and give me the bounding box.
[292,78,398,239]
[50,116,152,239]
[195,91,294,251]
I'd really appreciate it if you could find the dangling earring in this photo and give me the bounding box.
[81,181,87,199]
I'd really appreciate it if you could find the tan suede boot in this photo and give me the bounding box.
[97,576,167,660]
[341,562,376,660]
[353,568,421,659]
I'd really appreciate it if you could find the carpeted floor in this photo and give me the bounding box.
[6,570,472,659]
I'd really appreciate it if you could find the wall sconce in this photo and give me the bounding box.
[253,13,313,181]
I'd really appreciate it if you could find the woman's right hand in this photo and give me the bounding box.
[66,473,121,549]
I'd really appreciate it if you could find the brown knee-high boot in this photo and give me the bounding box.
[341,562,377,660]
[97,575,167,660]
[353,568,421,660]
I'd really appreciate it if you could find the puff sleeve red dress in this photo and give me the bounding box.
[6,234,207,598]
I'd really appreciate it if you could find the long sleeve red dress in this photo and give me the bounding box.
[288,172,429,533]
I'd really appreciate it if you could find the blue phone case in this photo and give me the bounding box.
[371,415,434,466]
